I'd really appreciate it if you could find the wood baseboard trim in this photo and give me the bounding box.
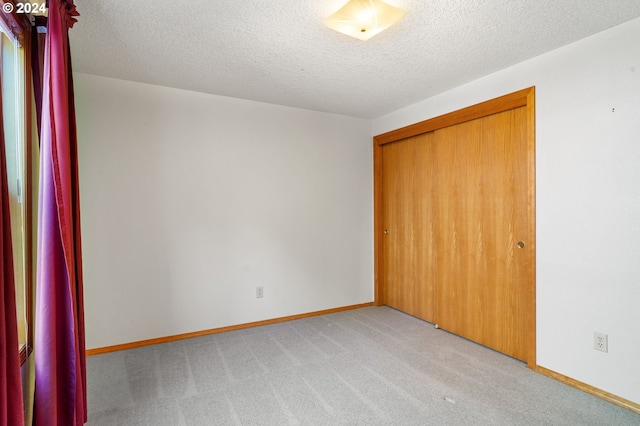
[86,302,375,356]
[535,365,640,415]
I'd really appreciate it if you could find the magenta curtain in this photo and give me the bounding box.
[34,1,86,425]
[0,57,25,426]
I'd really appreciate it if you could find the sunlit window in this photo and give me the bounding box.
[1,21,28,359]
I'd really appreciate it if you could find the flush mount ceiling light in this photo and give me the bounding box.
[324,0,407,41]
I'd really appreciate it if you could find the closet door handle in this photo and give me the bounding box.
[517,241,526,249]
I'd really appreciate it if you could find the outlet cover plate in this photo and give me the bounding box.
[594,332,608,352]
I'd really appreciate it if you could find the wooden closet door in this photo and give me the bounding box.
[381,132,436,322]
[378,99,532,363]
[433,107,530,361]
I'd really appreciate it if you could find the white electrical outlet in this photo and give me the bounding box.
[594,332,608,353]
[256,286,264,298]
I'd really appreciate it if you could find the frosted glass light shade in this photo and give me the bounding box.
[324,0,407,41]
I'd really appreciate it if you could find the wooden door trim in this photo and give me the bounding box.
[374,87,533,145]
[373,87,536,368]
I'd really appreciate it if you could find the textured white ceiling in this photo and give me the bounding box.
[69,0,640,118]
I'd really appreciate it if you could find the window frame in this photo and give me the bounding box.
[1,2,35,366]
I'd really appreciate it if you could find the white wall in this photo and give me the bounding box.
[75,74,374,350]
[373,18,640,404]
